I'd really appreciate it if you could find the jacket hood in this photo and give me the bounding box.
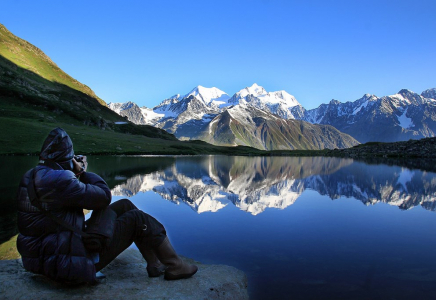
[39,128,74,166]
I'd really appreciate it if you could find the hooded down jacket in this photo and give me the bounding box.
[16,127,111,283]
[17,166,111,283]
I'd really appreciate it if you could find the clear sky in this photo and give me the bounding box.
[1,0,435,109]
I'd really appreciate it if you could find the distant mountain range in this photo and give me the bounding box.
[109,84,359,150]
[109,84,436,149]
[303,88,436,143]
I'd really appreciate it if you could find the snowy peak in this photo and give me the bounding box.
[184,85,230,107]
[268,90,301,107]
[108,101,137,114]
[398,89,416,97]
[152,83,304,123]
[107,102,123,114]
[167,94,181,101]
[362,94,378,101]
[157,96,179,107]
[227,84,303,119]
[422,88,436,100]
[395,89,424,105]
[396,89,412,98]
[238,83,267,98]
[329,99,341,105]
[153,96,180,114]
[121,101,137,110]
[232,83,301,106]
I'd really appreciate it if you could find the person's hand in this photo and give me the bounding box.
[79,156,88,172]
[72,156,88,175]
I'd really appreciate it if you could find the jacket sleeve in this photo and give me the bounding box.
[57,171,111,210]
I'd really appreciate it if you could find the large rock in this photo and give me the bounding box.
[0,248,249,299]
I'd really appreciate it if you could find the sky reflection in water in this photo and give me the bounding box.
[104,156,436,300]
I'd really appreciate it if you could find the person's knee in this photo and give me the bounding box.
[117,198,135,208]
[110,199,137,216]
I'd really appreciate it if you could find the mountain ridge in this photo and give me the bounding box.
[109,84,436,146]
[303,88,436,143]
[109,83,359,150]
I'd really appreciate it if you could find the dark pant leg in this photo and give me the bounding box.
[95,209,167,272]
[109,198,138,217]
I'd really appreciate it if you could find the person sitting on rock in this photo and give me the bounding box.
[16,127,197,284]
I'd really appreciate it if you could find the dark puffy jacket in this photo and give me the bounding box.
[16,166,111,283]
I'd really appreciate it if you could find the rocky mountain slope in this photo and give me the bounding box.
[110,84,436,147]
[194,104,357,150]
[302,89,436,143]
[109,84,359,150]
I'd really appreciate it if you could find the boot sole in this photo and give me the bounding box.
[164,268,198,280]
[147,266,166,278]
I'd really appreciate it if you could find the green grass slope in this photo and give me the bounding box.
[0,24,105,105]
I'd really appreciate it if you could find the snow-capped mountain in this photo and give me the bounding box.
[109,156,436,215]
[228,83,304,119]
[107,101,156,125]
[108,85,229,126]
[422,88,436,100]
[300,89,436,143]
[184,86,231,108]
[108,84,358,150]
[108,84,436,146]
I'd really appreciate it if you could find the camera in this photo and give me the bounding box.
[74,155,88,174]
[74,155,84,162]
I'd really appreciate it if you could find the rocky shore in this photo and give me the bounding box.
[0,248,249,299]
[326,137,436,158]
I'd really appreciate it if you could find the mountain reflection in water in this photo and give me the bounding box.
[108,156,436,215]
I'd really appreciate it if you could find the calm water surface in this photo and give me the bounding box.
[2,155,436,300]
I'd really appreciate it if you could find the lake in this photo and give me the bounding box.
[2,155,436,299]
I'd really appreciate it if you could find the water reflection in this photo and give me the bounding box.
[3,155,436,299]
[108,156,436,215]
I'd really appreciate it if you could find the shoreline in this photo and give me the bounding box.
[2,136,436,159]
[0,248,249,299]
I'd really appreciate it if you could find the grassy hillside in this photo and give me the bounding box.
[0,114,269,155]
[0,24,104,105]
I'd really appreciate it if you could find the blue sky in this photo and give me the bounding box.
[1,0,435,109]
